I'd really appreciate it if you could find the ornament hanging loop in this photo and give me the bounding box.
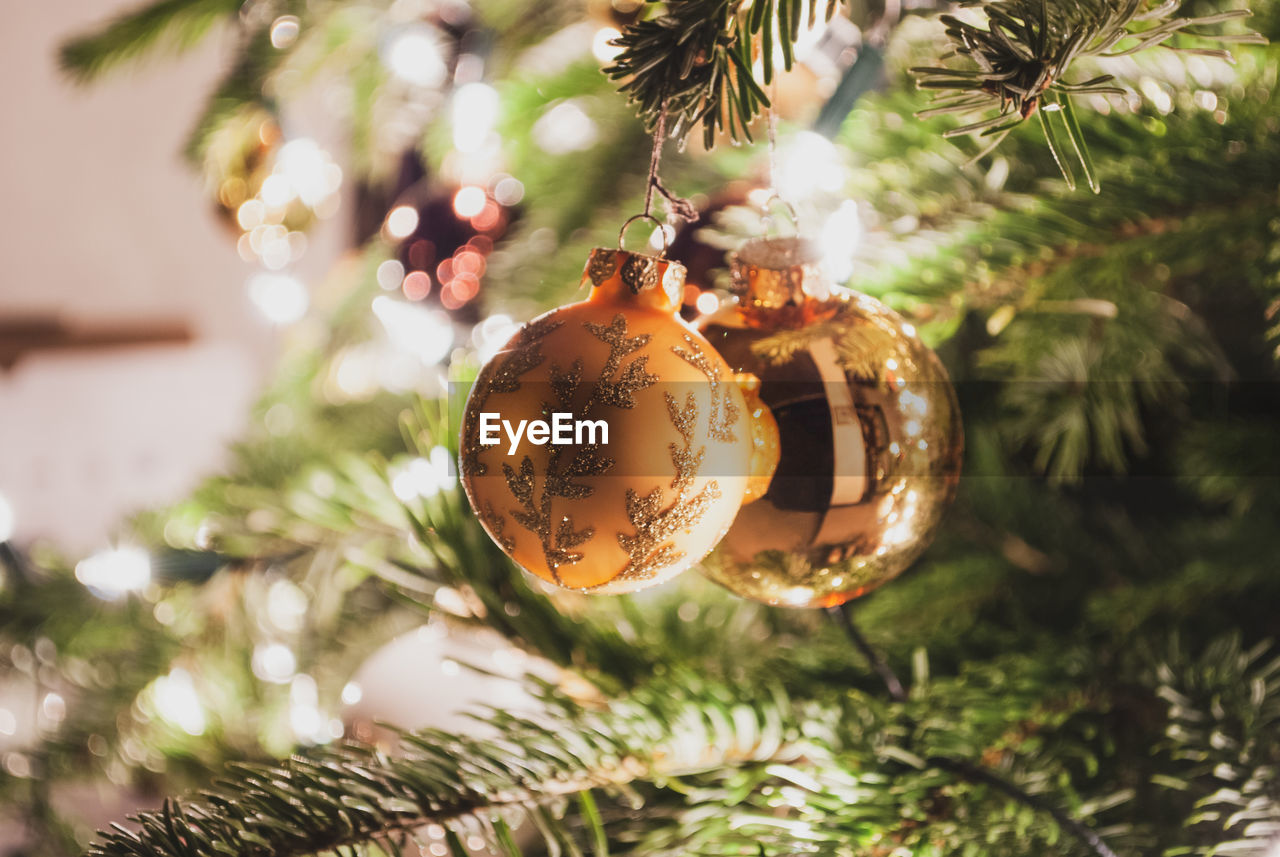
[757,191,800,238]
[617,213,669,257]
[639,97,699,226]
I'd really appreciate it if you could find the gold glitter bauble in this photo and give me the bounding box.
[204,108,321,237]
[460,247,773,594]
[698,236,963,608]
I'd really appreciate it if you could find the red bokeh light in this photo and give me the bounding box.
[402,270,432,300]
[471,201,502,232]
[452,249,485,277]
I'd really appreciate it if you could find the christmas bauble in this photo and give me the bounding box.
[460,246,770,593]
[698,235,963,608]
[205,108,282,234]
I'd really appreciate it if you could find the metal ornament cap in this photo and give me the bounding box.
[582,247,686,313]
[730,235,833,308]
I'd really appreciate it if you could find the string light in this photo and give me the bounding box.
[695,291,720,315]
[385,205,420,239]
[592,27,623,62]
[391,447,457,501]
[371,296,454,364]
[269,15,300,49]
[273,139,342,209]
[474,313,519,362]
[266,579,308,634]
[532,100,599,154]
[153,668,207,736]
[777,131,845,199]
[289,674,325,743]
[75,546,151,599]
[384,24,448,87]
[252,642,297,684]
[452,186,487,219]
[452,82,500,153]
[820,200,862,282]
[248,272,309,324]
[376,259,405,290]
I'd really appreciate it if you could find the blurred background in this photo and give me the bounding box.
[2,1,1279,855]
[0,0,352,550]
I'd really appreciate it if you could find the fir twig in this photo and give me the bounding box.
[925,756,1121,857]
[830,602,1120,857]
[605,0,839,149]
[912,0,1266,187]
[86,681,798,857]
[59,0,243,83]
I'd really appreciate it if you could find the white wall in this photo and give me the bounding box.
[0,0,345,551]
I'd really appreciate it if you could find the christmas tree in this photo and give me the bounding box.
[3,1,1279,855]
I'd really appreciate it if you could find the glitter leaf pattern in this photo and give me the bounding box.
[461,316,563,478]
[611,390,721,587]
[499,313,656,583]
[672,334,739,443]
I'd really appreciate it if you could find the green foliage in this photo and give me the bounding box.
[59,0,242,83]
[87,678,801,857]
[1152,635,1280,856]
[912,0,1265,189]
[606,0,838,148]
[27,2,1280,856]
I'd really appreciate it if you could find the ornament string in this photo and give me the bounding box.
[643,100,698,224]
[827,603,1119,857]
[758,87,798,235]
[766,79,779,193]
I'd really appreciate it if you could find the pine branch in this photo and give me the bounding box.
[1153,635,1280,856]
[605,0,839,149]
[87,679,799,857]
[183,20,288,163]
[912,0,1267,190]
[59,0,242,83]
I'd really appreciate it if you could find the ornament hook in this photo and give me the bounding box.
[758,192,800,237]
[617,213,669,257]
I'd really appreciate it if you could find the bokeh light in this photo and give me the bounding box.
[592,27,623,62]
[252,642,297,684]
[452,82,500,153]
[402,270,432,300]
[153,669,206,736]
[453,186,487,218]
[777,131,845,199]
[820,200,862,282]
[385,205,420,239]
[270,15,299,49]
[533,100,599,154]
[75,546,151,599]
[248,272,309,324]
[384,24,447,87]
[376,259,405,290]
[371,296,454,364]
[273,139,342,209]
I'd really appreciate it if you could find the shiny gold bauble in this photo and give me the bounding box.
[460,247,773,594]
[698,236,963,608]
[204,108,319,236]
